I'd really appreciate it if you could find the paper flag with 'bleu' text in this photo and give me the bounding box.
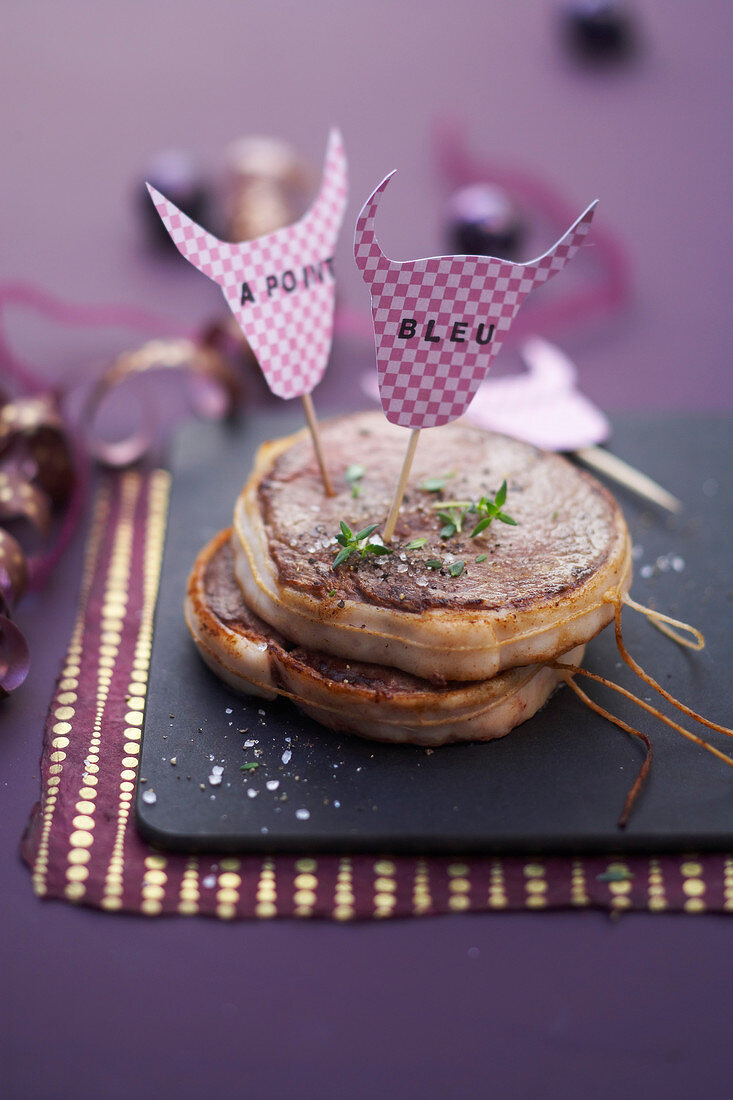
[148,129,348,399]
[354,172,596,429]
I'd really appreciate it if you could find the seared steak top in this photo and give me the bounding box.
[252,411,627,615]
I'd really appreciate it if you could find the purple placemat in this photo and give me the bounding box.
[21,470,733,918]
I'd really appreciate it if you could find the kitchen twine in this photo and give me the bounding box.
[551,592,732,827]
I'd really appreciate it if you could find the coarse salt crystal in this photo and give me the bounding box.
[295,808,310,820]
[266,780,280,791]
[208,774,222,786]
[142,789,157,805]
[282,749,292,764]
[247,788,258,798]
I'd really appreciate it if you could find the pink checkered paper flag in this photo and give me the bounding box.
[355,172,597,430]
[147,129,348,401]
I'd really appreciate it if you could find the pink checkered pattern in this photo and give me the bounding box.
[148,130,348,399]
[355,173,596,429]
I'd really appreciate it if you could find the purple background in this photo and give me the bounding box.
[1,2,731,1097]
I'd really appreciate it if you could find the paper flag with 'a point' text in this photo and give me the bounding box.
[148,129,348,400]
[354,172,596,430]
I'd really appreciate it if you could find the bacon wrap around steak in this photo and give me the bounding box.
[231,410,632,682]
[185,531,586,746]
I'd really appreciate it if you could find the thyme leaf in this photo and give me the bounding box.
[332,521,393,568]
[419,472,455,492]
[468,481,517,538]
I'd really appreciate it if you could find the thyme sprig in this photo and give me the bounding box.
[431,480,516,539]
[469,481,517,537]
[344,464,366,498]
[332,521,393,568]
[435,503,471,539]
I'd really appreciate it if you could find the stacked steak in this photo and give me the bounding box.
[186,411,632,745]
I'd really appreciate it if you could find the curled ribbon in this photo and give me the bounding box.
[0,284,248,701]
[82,330,243,467]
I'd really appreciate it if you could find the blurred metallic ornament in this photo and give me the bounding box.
[140,150,209,249]
[223,135,312,242]
[563,2,636,64]
[445,183,524,260]
[0,612,30,698]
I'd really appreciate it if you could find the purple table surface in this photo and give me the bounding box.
[2,2,732,1097]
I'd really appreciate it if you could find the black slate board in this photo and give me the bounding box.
[136,411,733,853]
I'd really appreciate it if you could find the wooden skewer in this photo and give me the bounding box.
[575,446,682,514]
[383,428,421,542]
[301,392,334,497]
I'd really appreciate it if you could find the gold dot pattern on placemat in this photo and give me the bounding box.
[571,860,589,907]
[724,859,733,913]
[293,864,318,918]
[104,471,170,915]
[412,859,432,915]
[217,860,242,919]
[32,483,111,898]
[647,858,667,911]
[681,856,706,914]
[523,861,548,909]
[604,861,632,911]
[255,858,278,918]
[333,858,354,921]
[178,858,201,916]
[65,472,141,904]
[488,860,507,909]
[448,862,471,912]
[373,859,397,919]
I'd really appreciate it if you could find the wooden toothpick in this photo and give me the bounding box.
[383,428,421,542]
[301,392,334,497]
[575,446,682,514]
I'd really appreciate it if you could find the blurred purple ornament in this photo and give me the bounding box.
[445,183,524,260]
[140,150,209,249]
[563,2,636,64]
